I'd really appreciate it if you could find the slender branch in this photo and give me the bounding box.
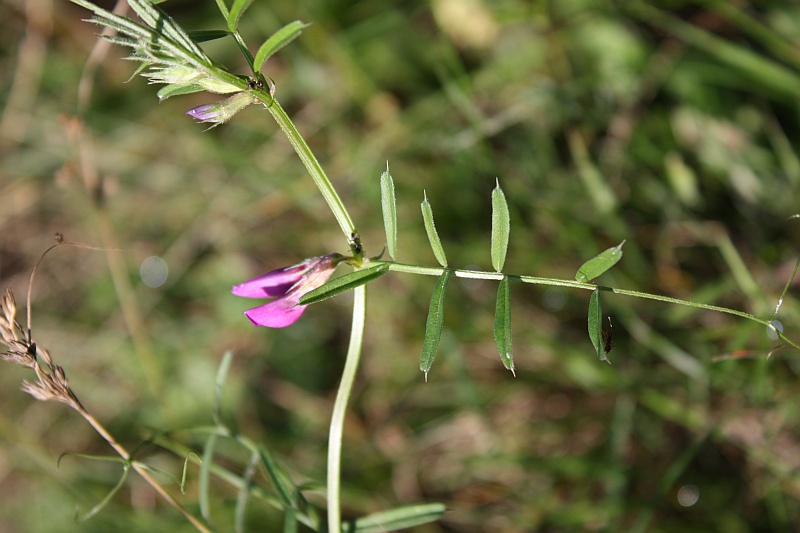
[385,262,800,350]
[328,284,367,532]
[257,96,357,240]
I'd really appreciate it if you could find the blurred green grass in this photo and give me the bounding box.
[3,0,800,531]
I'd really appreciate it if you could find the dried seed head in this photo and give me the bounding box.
[2,288,15,321]
[21,358,82,410]
[0,289,17,341]
[0,288,82,410]
[1,340,36,368]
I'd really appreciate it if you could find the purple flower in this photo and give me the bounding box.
[186,92,256,125]
[232,253,343,327]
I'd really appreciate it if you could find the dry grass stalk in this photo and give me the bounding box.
[0,287,213,533]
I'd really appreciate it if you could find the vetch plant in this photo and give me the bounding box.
[9,0,800,531]
[232,253,345,328]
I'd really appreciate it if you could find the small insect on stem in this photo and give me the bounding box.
[601,316,613,355]
[349,232,363,256]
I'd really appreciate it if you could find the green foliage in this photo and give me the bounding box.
[490,180,510,273]
[299,262,389,305]
[587,289,608,363]
[420,192,448,267]
[493,276,514,374]
[253,21,310,72]
[4,0,800,531]
[575,240,626,283]
[419,270,451,379]
[380,166,398,261]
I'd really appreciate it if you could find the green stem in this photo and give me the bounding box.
[386,262,800,350]
[258,96,357,240]
[328,284,367,533]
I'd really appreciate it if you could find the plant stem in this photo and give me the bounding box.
[385,262,800,350]
[328,284,367,533]
[259,96,357,240]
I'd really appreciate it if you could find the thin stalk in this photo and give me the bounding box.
[259,96,356,239]
[209,1,256,70]
[328,284,367,532]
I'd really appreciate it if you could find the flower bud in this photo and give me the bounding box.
[186,92,256,124]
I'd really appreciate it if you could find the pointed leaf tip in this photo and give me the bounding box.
[254,20,310,72]
[420,270,451,377]
[299,262,388,305]
[421,194,448,267]
[380,168,397,261]
[587,289,609,362]
[494,277,515,373]
[575,240,626,283]
[491,181,510,272]
[228,0,255,32]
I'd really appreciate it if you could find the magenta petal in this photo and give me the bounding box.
[244,299,308,328]
[231,264,307,298]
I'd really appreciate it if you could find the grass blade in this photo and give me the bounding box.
[235,452,259,533]
[494,276,515,375]
[254,21,310,72]
[77,464,132,523]
[257,444,295,507]
[575,240,626,283]
[419,270,451,380]
[421,191,448,267]
[213,351,234,427]
[199,433,217,522]
[380,165,398,260]
[632,2,800,101]
[350,503,447,532]
[299,263,389,305]
[491,179,510,272]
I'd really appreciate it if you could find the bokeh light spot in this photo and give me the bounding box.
[140,256,168,288]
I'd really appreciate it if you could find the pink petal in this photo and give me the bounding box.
[232,264,308,298]
[244,298,308,328]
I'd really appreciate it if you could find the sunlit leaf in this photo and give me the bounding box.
[575,240,626,283]
[491,179,510,272]
[299,263,389,305]
[381,165,397,261]
[227,0,254,32]
[254,20,310,72]
[420,270,451,379]
[494,276,515,374]
[421,192,448,267]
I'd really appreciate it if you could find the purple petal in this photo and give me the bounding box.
[231,264,308,298]
[186,104,221,122]
[244,298,308,328]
